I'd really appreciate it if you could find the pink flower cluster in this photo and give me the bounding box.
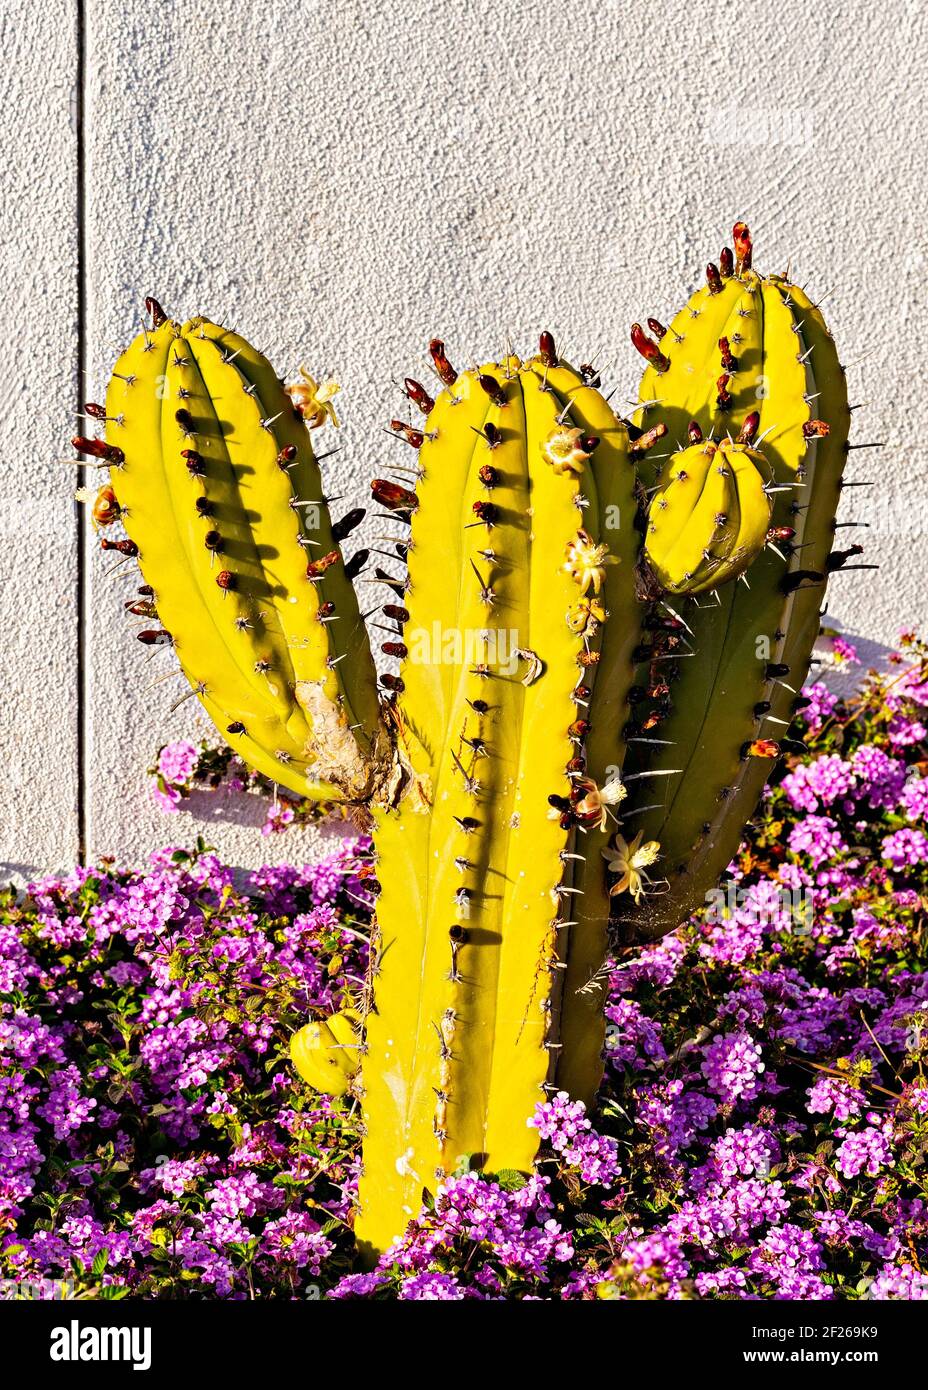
[3,637,928,1300]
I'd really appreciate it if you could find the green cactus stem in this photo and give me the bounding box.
[616,223,851,943]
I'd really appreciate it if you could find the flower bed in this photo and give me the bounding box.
[2,636,928,1299]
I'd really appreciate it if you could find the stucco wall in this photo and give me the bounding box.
[2,0,925,876]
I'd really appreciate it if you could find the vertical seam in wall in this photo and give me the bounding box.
[76,0,87,864]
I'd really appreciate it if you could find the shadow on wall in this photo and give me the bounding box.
[1,785,358,889]
[181,784,301,831]
[181,784,358,835]
[814,621,898,699]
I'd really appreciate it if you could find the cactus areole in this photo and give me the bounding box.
[80,227,852,1257]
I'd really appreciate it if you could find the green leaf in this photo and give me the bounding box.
[490,1169,529,1192]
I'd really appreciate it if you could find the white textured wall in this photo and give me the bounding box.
[0,4,80,877]
[3,0,926,875]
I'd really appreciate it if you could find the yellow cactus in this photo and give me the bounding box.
[644,436,773,594]
[78,222,854,1258]
[290,1009,363,1095]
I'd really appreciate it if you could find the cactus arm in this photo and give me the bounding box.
[645,442,772,594]
[648,446,733,587]
[774,280,849,670]
[104,316,382,802]
[187,323,382,754]
[681,282,849,899]
[641,284,807,849]
[290,1009,362,1094]
[622,279,804,925]
[621,247,848,941]
[161,332,310,726]
[106,323,320,797]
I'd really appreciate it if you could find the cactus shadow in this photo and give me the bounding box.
[462,925,502,948]
[0,862,49,891]
[177,785,349,835]
[218,539,280,567]
[210,504,261,527]
[228,572,278,601]
[814,628,898,699]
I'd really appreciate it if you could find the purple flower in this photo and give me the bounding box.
[36,1065,97,1140]
[869,1262,928,1300]
[530,1092,621,1186]
[831,636,859,667]
[605,999,667,1068]
[328,1271,390,1299]
[701,1032,765,1104]
[7,655,928,1309]
[152,783,182,814]
[798,681,838,733]
[140,1157,210,1199]
[398,1271,465,1300]
[261,802,296,836]
[900,776,928,823]
[788,815,847,868]
[748,1224,832,1299]
[851,745,907,809]
[635,1080,716,1161]
[696,1126,780,1186]
[835,1119,893,1179]
[620,1229,689,1286]
[668,1178,789,1248]
[887,715,927,749]
[782,755,853,813]
[881,828,928,870]
[260,1212,333,1274]
[158,741,199,786]
[807,1076,864,1123]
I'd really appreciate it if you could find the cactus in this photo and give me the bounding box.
[91,305,389,808]
[643,434,773,594]
[613,222,852,949]
[74,224,855,1258]
[290,1009,363,1094]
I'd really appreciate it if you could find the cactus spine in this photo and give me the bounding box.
[78,225,854,1257]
